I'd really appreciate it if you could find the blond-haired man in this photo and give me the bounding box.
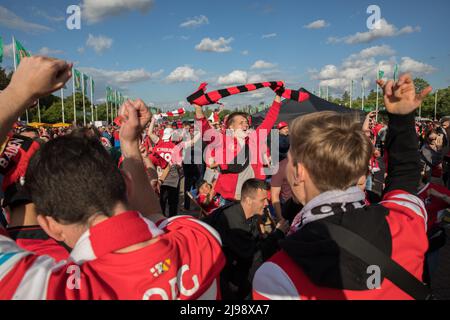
[253,74,432,300]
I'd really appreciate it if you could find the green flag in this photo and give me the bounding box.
[393,64,399,82]
[0,37,3,63]
[74,69,82,91]
[14,39,31,66]
[83,74,88,93]
[106,87,112,103]
[91,77,95,95]
[378,70,384,80]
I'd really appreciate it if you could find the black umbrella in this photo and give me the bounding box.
[251,89,365,127]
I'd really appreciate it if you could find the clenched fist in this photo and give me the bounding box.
[8,56,72,107]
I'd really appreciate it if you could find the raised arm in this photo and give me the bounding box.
[256,94,282,132]
[0,56,72,143]
[119,99,165,222]
[147,116,160,144]
[378,74,432,195]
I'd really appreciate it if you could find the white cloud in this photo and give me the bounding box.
[195,37,234,53]
[400,57,436,74]
[241,50,249,56]
[166,66,206,83]
[3,42,13,58]
[0,5,52,33]
[180,36,190,41]
[304,19,329,29]
[81,0,154,24]
[77,47,85,54]
[310,46,435,93]
[328,19,420,44]
[38,47,64,56]
[79,67,161,88]
[86,34,113,54]
[195,37,233,53]
[180,15,209,28]
[261,33,277,39]
[251,60,277,70]
[347,45,396,61]
[218,70,248,85]
[31,7,65,22]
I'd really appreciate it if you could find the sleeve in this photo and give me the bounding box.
[0,234,67,300]
[383,112,421,195]
[256,100,282,133]
[381,190,428,232]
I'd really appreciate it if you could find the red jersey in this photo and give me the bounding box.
[418,183,450,230]
[0,211,225,300]
[253,190,428,300]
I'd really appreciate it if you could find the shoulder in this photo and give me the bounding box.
[253,251,301,300]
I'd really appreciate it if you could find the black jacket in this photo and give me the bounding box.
[203,202,284,299]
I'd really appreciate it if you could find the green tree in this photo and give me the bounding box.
[0,67,13,90]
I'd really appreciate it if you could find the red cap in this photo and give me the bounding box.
[277,122,288,130]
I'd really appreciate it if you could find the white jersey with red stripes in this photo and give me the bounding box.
[253,190,428,300]
[0,211,225,300]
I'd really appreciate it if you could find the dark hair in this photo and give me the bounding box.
[25,135,127,224]
[226,112,249,128]
[70,126,102,140]
[241,179,270,200]
[197,180,211,190]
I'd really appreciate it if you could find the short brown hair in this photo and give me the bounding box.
[289,111,373,192]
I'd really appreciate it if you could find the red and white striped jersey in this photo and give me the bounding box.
[0,211,225,300]
[253,190,428,300]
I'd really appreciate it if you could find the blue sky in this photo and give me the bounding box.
[0,0,449,110]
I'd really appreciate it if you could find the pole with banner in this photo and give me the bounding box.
[72,68,77,126]
[90,77,94,123]
[350,80,353,109]
[106,87,109,124]
[376,70,384,122]
[81,73,86,126]
[434,90,438,121]
[361,77,365,111]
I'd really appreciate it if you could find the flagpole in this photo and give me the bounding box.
[12,36,21,122]
[106,97,109,124]
[61,88,65,123]
[37,100,41,123]
[434,90,438,121]
[72,68,77,126]
[82,73,86,126]
[12,36,17,71]
[95,105,98,121]
[326,86,329,101]
[361,77,365,111]
[376,71,380,122]
[90,77,94,123]
[350,80,353,109]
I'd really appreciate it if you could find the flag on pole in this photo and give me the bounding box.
[83,74,89,94]
[106,87,112,103]
[393,64,399,82]
[378,70,384,80]
[0,37,3,63]
[74,69,82,91]
[14,39,30,65]
[91,77,95,96]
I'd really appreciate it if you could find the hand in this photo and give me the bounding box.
[275,219,290,234]
[8,56,72,107]
[269,82,285,97]
[376,73,432,115]
[119,99,152,144]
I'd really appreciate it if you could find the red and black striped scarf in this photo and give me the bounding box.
[187,81,309,106]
